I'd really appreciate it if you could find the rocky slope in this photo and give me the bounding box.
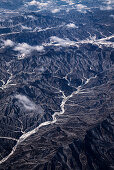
[0,0,114,169]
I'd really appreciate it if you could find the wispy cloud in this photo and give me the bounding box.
[76,4,89,13]
[27,15,36,20]
[100,0,114,10]
[43,35,114,48]
[66,23,78,28]
[14,43,44,59]
[28,0,50,8]
[15,94,36,110]
[110,14,114,19]
[61,0,74,6]
[100,6,113,10]
[21,25,32,30]
[3,39,15,47]
[51,9,60,13]
[49,36,76,47]
[2,39,44,59]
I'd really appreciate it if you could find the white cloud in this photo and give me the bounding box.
[29,0,38,6]
[14,43,44,59]
[49,36,76,47]
[27,15,36,20]
[21,25,32,30]
[28,0,49,8]
[100,6,113,10]
[43,35,114,48]
[66,23,78,28]
[104,0,114,5]
[4,39,14,47]
[100,0,114,10]
[76,4,88,13]
[2,40,44,59]
[51,9,60,13]
[77,35,114,48]
[110,14,114,19]
[15,94,36,110]
[61,0,74,5]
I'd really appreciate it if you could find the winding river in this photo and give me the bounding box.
[0,75,96,165]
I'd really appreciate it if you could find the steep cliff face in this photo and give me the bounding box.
[0,0,114,169]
